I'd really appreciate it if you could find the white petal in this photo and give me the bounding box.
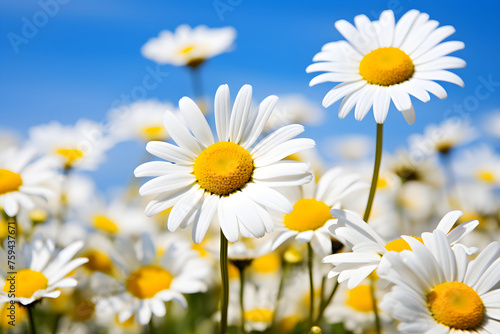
[215,84,231,141]
[240,95,279,149]
[139,173,195,196]
[243,183,292,213]
[218,197,239,243]
[163,110,202,155]
[322,81,366,108]
[254,138,315,168]
[372,86,391,124]
[192,195,219,244]
[393,9,420,48]
[229,85,253,144]
[179,97,214,147]
[251,124,304,158]
[146,141,194,165]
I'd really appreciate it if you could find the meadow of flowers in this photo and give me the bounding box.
[2,6,500,334]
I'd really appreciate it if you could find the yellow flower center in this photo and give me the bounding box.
[116,314,138,328]
[345,284,374,312]
[279,315,302,333]
[3,269,48,299]
[359,47,414,86]
[244,308,274,323]
[476,169,496,184]
[193,142,254,196]
[427,281,484,330]
[1,302,25,328]
[54,148,84,168]
[0,169,23,195]
[92,215,119,234]
[283,199,333,232]
[126,265,173,299]
[179,45,196,54]
[228,263,240,280]
[29,209,48,224]
[251,252,281,274]
[385,236,423,252]
[191,243,209,258]
[140,125,167,141]
[82,249,113,273]
[284,246,303,264]
[377,177,388,189]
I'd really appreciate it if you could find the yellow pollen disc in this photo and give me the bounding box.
[284,199,333,232]
[191,243,209,258]
[251,252,281,274]
[82,249,113,273]
[0,169,23,195]
[345,284,374,312]
[126,265,173,299]
[228,263,240,280]
[359,47,414,86]
[193,142,254,196]
[385,236,423,252]
[29,209,48,224]
[279,315,302,333]
[92,215,119,234]
[140,125,166,141]
[3,269,48,299]
[377,177,388,189]
[284,246,303,264]
[1,303,26,328]
[54,148,84,168]
[179,45,195,54]
[428,281,484,330]
[116,314,138,328]
[476,169,496,184]
[244,308,274,323]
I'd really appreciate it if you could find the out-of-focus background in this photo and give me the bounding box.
[1,0,499,189]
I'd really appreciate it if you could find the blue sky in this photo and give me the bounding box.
[1,0,499,189]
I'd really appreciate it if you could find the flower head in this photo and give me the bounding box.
[135,84,315,243]
[0,236,87,305]
[378,231,500,333]
[141,25,236,68]
[307,9,465,124]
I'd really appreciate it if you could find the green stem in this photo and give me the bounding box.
[189,66,204,100]
[220,230,229,334]
[239,267,246,334]
[363,123,384,223]
[370,277,382,334]
[315,281,339,324]
[148,317,155,334]
[27,305,37,334]
[271,262,291,329]
[307,243,315,327]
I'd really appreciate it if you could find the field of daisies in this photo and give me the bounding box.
[2,6,500,334]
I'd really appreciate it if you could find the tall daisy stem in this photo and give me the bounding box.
[189,66,204,100]
[239,266,246,334]
[27,305,37,334]
[220,229,229,334]
[363,123,384,222]
[307,242,315,327]
[315,280,339,324]
[370,276,382,334]
[270,262,290,329]
[364,124,383,334]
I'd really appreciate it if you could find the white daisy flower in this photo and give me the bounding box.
[322,210,478,288]
[78,198,158,237]
[134,84,315,243]
[141,24,236,68]
[270,168,366,257]
[0,236,87,305]
[28,120,112,171]
[0,147,56,217]
[409,118,477,156]
[108,99,176,143]
[482,110,500,139]
[454,145,500,187]
[96,233,209,325]
[378,231,500,333]
[306,9,465,124]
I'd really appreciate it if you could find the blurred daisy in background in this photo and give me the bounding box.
[264,95,325,131]
[455,145,500,187]
[307,9,465,124]
[482,110,500,139]
[409,118,477,156]
[0,236,87,305]
[141,24,236,68]
[28,120,113,171]
[96,234,209,325]
[0,147,56,217]
[108,100,176,143]
[379,231,500,333]
[271,167,366,257]
[135,84,314,243]
[323,210,478,288]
